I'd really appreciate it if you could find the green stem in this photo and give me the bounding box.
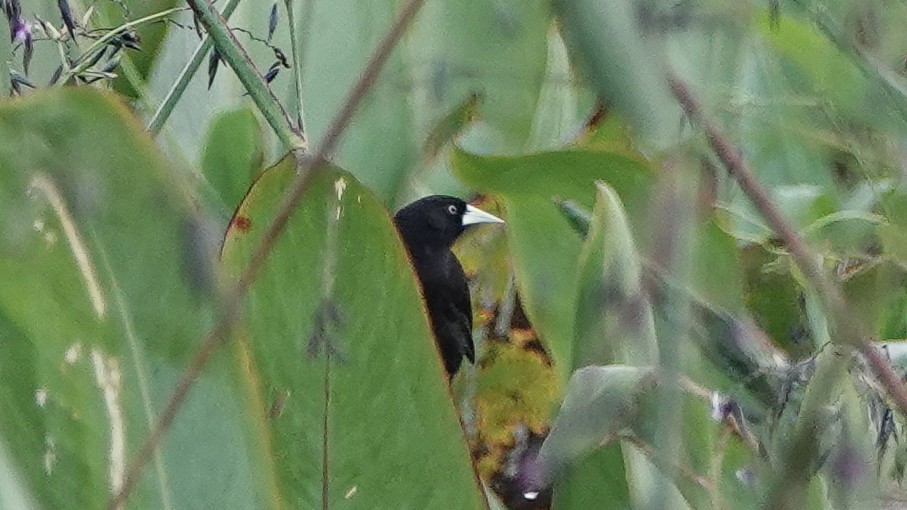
[148,0,243,135]
[285,0,308,135]
[58,7,188,85]
[186,0,306,152]
[0,0,8,95]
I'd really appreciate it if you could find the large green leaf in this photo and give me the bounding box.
[545,182,690,509]
[408,0,553,152]
[557,187,789,408]
[295,0,416,202]
[451,148,654,377]
[220,157,487,508]
[201,105,265,214]
[294,0,559,203]
[538,365,654,476]
[572,182,658,367]
[553,0,682,149]
[0,89,274,509]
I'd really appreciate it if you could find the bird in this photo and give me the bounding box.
[394,195,504,378]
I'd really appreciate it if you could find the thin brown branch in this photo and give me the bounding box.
[670,75,907,508]
[666,73,907,418]
[861,343,907,413]
[667,73,845,317]
[107,0,428,507]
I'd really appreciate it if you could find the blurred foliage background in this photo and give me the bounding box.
[6,0,907,508]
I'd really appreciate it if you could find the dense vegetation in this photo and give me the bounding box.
[3,0,907,509]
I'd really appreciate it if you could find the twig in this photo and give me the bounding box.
[148,0,243,135]
[668,74,845,318]
[106,0,428,507]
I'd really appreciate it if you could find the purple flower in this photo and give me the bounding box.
[11,16,33,75]
[11,17,30,44]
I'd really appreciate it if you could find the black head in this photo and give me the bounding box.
[394,195,504,250]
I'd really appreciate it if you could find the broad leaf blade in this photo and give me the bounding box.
[0,89,275,509]
[220,157,487,508]
[201,105,264,213]
[553,0,681,149]
[573,181,658,367]
[451,148,654,378]
[539,365,654,476]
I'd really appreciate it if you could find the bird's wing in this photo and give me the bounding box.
[451,259,475,363]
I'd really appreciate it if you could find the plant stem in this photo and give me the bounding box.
[185,0,305,152]
[148,0,244,135]
[667,71,907,508]
[667,74,907,415]
[285,0,309,135]
[58,7,188,85]
[107,0,427,507]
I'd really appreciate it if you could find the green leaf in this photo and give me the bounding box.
[740,245,809,357]
[553,0,682,149]
[201,105,264,212]
[0,440,39,510]
[573,181,658,367]
[719,185,838,245]
[98,0,179,98]
[220,157,487,508]
[822,380,879,509]
[421,93,482,162]
[538,365,654,478]
[560,188,783,409]
[551,445,631,510]
[451,148,654,378]
[757,14,890,125]
[692,220,745,311]
[631,376,763,510]
[408,0,554,152]
[296,0,416,202]
[0,89,274,509]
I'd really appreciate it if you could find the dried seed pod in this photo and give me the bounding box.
[267,3,278,42]
[57,0,76,39]
[263,61,280,83]
[207,48,221,89]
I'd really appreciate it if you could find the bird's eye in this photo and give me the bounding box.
[447,205,458,215]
